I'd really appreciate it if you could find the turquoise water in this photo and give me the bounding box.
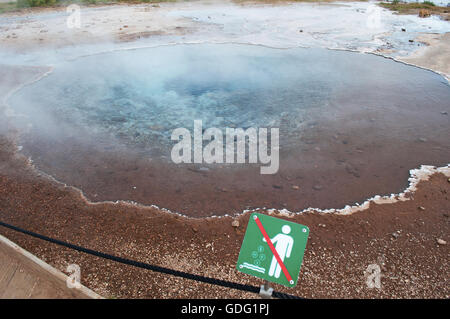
[10,44,450,157]
[10,45,348,153]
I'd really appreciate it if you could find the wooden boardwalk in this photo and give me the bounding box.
[0,235,101,299]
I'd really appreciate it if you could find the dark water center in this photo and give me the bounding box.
[9,44,450,216]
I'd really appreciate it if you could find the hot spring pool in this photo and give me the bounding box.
[8,44,450,216]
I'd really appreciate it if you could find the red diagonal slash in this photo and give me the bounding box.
[253,215,293,284]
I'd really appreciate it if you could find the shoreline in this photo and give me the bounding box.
[4,54,450,217]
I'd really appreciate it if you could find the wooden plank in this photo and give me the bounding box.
[0,236,102,299]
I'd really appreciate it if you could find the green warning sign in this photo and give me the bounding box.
[236,213,309,287]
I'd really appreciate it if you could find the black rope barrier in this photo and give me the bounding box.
[0,220,302,299]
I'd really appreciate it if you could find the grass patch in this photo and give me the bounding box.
[0,2,20,14]
[16,0,172,7]
[379,1,449,14]
[0,0,175,14]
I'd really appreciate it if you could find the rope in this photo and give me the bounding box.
[0,220,302,299]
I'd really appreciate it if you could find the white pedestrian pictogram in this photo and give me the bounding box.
[263,225,294,278]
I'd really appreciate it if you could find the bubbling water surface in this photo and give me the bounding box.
[9,44,450,216]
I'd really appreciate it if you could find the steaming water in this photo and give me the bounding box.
[11,45,340,154]
[7,44,450,216]
[11,44,449,154]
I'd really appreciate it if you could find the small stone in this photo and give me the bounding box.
[272,184,283,189]
[313,185,323,191]
[436,238,446,245]
[392,232,400,239]
[418,137,427,142]
[192,226,198,233]
[292,185,300,190]
[231,220,239,228]
[418,206,425,211]
[401,28,406,32]
[441,111,448,115]
[299,29,303,33]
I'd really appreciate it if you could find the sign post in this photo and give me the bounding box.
[236,213,309,288]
